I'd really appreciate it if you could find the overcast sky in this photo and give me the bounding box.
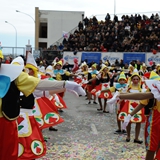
[0,0,160,50]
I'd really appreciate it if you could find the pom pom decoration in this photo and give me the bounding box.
[149,61,153,66]
[72,58,79,73]
[152,49,157,55]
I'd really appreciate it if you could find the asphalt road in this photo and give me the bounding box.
[39,91,146,160]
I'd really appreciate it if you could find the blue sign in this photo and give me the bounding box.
[123,53,146,64]
[81,52,101,64]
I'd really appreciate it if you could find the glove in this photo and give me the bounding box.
[107,91,120,104]
[154,81,160,91]
[53,94,60,103]
[65,81,86,96]
[108,104,115,113]
[95,91,101,97]
[66,89,79,97]
[122,114,132,130]
[83,80,89,84]
[151,86,160,101]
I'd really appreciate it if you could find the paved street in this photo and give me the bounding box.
[39,92,146,160]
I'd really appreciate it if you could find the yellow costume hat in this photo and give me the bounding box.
[104,61,108,66]
[118,72,127,81]
[130,68,141,80]
[100,63,107,72]
[56,60,63,66]
[91,63,97,69]
[25,52,38,77]
[129,64,134,71]
[149,71,160,80]
[0,50,3,59]
[142,63,146,68]
[156,64,160,70]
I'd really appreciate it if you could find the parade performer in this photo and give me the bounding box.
[86,63,99,104]
[72,58,79,73]
[44,65,67,131]
[0,50,85,160]
[11,57,47,159]
[74,61,88,94]
[25,53,64,130]
[139,63,148,76]
[102,72,128,133]
[91,64,112,112]
[118,71,160,160]
[118,69,145,143]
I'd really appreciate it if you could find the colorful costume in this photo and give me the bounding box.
[118,72,145,123]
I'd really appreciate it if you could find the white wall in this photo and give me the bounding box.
[39,10,84,48]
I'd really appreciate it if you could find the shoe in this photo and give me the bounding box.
[114,129,121,134]
[88,101,91,104]
[134,139,143,144]
[97,108,102,111]
[49,127,58,131]
[93,101,98,104]
[126,138,130,142]
[122,130,127,135]
[103,111,109,113]
[58,109,64,112]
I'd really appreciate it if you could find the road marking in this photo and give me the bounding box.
[90,123,98,135]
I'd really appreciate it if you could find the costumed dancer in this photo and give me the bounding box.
[139,63,148,76]
[112,71,160,160]
[53,59,76,111]
[91,64,112,112]
[74,61,88,89]
[0,49,85,160]
[120,71,160,160]
[102,72,128,134]
[118,69,145,144]
[38,61,46,75]
[44,65,68,131]
[72,58,79,74]
[25,53,64,131]
[11,57,47,159]
[86,63,99,104]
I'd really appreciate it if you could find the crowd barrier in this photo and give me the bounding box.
[63,52,160,66]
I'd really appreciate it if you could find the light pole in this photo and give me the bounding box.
[114,0,116,16]
[16,10,35,23]
[16,10,35,51]
[5,21,17,57]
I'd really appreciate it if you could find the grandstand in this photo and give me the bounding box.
[47,12,160,53]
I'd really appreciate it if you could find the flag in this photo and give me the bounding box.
[62,31,70,39]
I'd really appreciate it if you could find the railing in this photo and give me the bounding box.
[51,26,79,46]
[41,50,63,64]
[1,46,25,58]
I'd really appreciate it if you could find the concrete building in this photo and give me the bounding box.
[35,7,84,49]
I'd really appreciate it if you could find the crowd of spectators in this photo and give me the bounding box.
[59,13,160,53]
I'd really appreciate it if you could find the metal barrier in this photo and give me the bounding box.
[2,46,25,58]
[41,50,63,64]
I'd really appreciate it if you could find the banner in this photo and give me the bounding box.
[146,52,160,65]
[101,52,123,64]
[63,52,82,65]
[81,52,101,64]
[123,53,146,64]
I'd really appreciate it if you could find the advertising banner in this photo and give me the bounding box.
[123,53,146,64]
[101,52,123,64]
[63,52,82,64]
[81,52,101,64]
[146,52,160,65]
